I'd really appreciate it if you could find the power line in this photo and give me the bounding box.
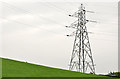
[0,16,63,35]
[0,1,66,26]
[45,2,70,15]
[1,1,117,38]
[1,16,116,41]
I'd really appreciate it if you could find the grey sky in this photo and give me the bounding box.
[0,0,118,74]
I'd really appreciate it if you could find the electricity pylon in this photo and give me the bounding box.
[66,4,96,74]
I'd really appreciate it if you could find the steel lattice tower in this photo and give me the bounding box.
[66,4,95,74]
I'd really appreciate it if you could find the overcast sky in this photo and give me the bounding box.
[0,0,118,74]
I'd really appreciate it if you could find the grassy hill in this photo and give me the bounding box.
[0,58,117,79]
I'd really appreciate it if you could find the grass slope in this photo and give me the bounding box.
[1,58,110,77]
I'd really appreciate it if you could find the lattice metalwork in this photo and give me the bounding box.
[66,4,95,74]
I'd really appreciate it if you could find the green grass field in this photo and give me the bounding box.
[0,57,117,79]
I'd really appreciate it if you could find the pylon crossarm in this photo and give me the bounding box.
[69,11,79,17]
[67,31,76,37]
[85,19,97,24]
[66,25,77,29]
[86,10,95,13]
[69,20,78,28]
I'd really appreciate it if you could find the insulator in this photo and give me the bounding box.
[65,26,68,27]
[66,35,69,36]
[83,9,86,12]
[86,20,89,21]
